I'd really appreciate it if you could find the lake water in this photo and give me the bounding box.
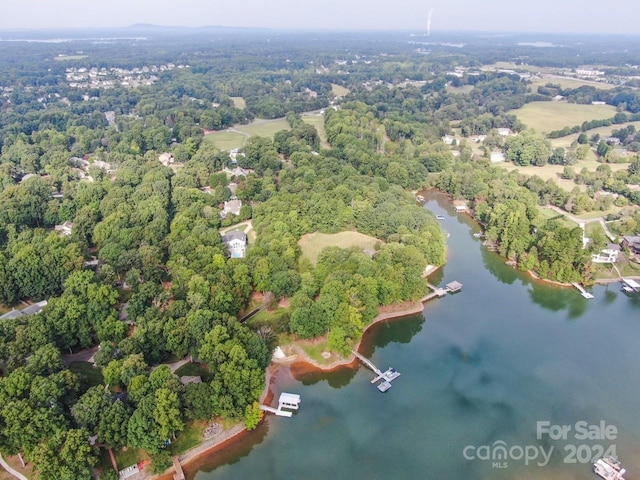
[190,192,640,480]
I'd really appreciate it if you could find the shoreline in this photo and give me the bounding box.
[151,267,443,479]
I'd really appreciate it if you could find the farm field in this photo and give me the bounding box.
[230,96,246,108]
[240,118,290,138]
[510,101,616,133]
[298,231,382,265]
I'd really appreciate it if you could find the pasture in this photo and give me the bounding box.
[529,76,615,91]
[510,102,616,133]
[298,231,382,265]
[203,130,248,151]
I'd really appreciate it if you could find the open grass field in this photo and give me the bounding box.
[498,160,630,192]
[202,130,247,151]
[446,84,474,94]
[301,111,329,148]
[331,84,350,96]
[510,102,616,134]
[240,118,290,138]
[230,96,246,108]
[529,76,615,91]
[550,121,640,148]
[537,206,577,228]
[299,231,382,265]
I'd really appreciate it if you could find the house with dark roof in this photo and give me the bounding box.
[221,231,247,258]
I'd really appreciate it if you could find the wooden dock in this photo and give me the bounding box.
[172,456,185,480]
[353,351,401,392]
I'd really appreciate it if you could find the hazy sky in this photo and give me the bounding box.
[2,0,638,34]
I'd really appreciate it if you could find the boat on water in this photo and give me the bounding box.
[436,215,445,220]
[593,457,626,480]
[473,232,484,238]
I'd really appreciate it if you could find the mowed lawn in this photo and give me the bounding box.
[203,130,248,150]
[299,231,382,265]
[203,118,290,150]
[510,102,616,133]
[301,112,329,148]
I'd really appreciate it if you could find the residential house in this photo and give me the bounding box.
[221,199,242,218]
[55,220,73,237]
[441,134,455,145]
[497,128,512,137]
[0,300,48,320]
[622,236,640,255]
[158,152,175,166]
[591,244,621,263]
[490,151,506,163]
[221,231,247,258]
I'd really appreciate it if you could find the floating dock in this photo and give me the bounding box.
[353,351,401,393]
[571,282,594,299]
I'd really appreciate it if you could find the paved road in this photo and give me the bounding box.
[62,345,99,366]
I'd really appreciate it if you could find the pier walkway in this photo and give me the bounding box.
[353,351,401,392]
[571,282,594,299]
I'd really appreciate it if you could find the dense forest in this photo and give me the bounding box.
[0,28,639,479]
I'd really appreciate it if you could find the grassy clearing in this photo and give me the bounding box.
[68,361,104,389]
[510,102,616,133]
[331,84,350,96]
[203,130,247,151]
[575,208,622,220]
[240,118,290,138]
[299,231,382,265]
[529,77,615,91]
[498,159,629,192]
[550,121,640,148]
[230,97,246,109]
[299,340,333,365]
[301,112,329,148]
[538,207,576,228]
[113,447,149,470]
[169,421,206,455]
[446,84,474,94]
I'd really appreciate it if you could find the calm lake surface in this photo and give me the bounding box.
[191,192,640,480]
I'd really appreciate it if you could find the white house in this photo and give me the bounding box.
[592,244,621,263]
[497,128,511,137]
[441,134,455,145]
[158,152,175,166]
[54,220,73,237]
[490,151,506,163]
[221,231,247,258]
